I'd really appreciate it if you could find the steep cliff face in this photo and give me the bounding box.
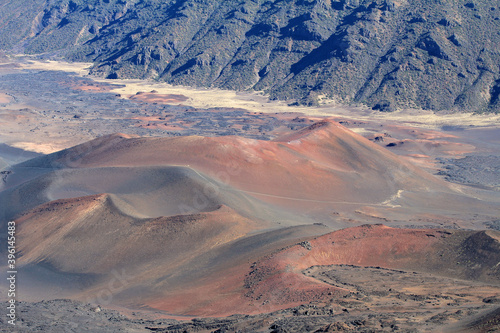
[1,0,499,112]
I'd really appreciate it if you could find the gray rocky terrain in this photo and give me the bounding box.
[1,0,499,112]
[437,155,500,191]
[0,67,311,141]
[2,263,500,332]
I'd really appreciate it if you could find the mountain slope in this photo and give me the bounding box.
[7,120,448,211]
[16,195,259,274]
[142,224,500,315]
[5,119,498,226]
[4,120,498,227]
[1,121,499,317]
[1,0,499,112]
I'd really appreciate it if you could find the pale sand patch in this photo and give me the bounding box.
[0,93,11,104]
[10,141,64,154]
[14,59,500,130]
[348,127,370,134]
[93,79,500,130]
[17,58,92,77]
[93,77,298,113]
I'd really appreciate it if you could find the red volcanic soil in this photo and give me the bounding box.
[256,225,446,274]
[22,120,448,212]
[13,190,331,315]
[129,92,188,104]
[16,194,259,275]
[248,224,500,293]
[10,120,500,319]
[145,224,500,316]
[147,262,348,317]
[359,122,477,171]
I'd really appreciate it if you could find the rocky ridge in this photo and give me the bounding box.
[1,0,499,112]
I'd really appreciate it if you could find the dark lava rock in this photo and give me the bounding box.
[437,155,500,189]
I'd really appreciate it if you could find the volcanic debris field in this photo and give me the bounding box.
[0,58,499,333]
[437,155,500,191]
[0,69,313,142]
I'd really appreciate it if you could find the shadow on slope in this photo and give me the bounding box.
[0,165,305,226]
[6,121,469,217]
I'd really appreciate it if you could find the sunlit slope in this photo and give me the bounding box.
[14,121,450,209]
